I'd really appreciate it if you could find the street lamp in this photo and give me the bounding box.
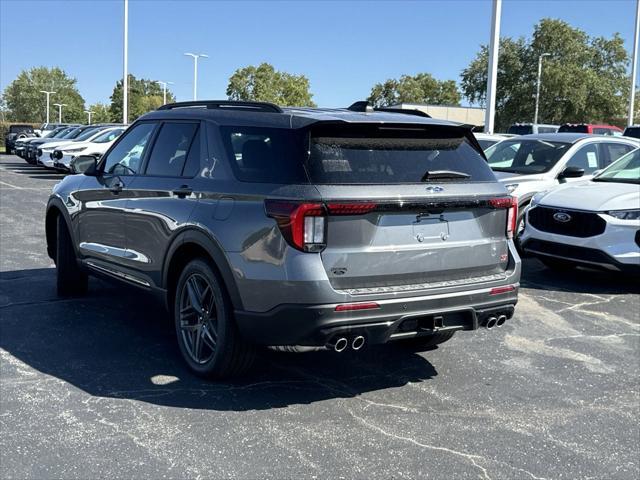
[156,80,175,105]
[53,103,66,123]
[123,0,129,124]
[84,110,94,124]
[40,90,56,124]
[184,52,208,100]
[534,53,551,125]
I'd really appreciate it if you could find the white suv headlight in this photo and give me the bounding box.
[605,209,640,220]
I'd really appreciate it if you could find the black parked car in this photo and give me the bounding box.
[46,100,521,379]
[5,124,37,154]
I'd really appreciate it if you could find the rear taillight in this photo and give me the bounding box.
[326,202,377,215]
[265,200,326,252]
[490,196,518,239]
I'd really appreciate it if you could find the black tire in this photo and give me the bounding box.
[402,330,456,350]
[540,257,575,271]
[55,215,88,297]
[174,258,255,379]
[514,208,526,253]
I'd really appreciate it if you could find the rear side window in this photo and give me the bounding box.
[220,127,307,183]
[624,127,640,138]
[145,122,199,177]
[603,143,635,166]
[306,125,495,184]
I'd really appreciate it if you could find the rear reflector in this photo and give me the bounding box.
[490,285,516,295]
[335,302,380,312]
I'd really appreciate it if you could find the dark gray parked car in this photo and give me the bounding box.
[45,100,521,378]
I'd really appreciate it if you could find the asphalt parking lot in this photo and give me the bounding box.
[0,153,638,479]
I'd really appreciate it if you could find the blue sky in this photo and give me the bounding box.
[1,0,638,107]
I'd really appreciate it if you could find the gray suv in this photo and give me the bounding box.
[46,100,521,378]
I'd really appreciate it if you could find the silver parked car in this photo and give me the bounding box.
[46,100,522,378]
[485,133,639,241]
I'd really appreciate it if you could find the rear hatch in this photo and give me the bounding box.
[306,124,514,292]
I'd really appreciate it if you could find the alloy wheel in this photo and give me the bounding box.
[178,273,218,364]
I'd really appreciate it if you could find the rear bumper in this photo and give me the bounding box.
[235,284,519,346]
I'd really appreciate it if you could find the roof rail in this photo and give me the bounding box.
[347,101,431,118]
[158,100,283,113]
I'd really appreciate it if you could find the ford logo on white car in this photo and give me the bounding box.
[553,212,572,223]
[425,186,444,193]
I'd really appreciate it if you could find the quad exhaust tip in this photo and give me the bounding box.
[496,315,507,327]
[334,337,348,352]
[486,317,498,329]
[352,336,365,351]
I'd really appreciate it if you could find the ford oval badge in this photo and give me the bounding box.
[553,212,572,223]
[425,186,444,193]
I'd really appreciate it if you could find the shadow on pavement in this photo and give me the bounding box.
[0,268,438,411]
[521,257,640,295]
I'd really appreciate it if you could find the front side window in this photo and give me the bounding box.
[93,128,125,144]
[102,122,155,175]
[145,122,199,177]
[486,140,571,174]
[565,144,600,174]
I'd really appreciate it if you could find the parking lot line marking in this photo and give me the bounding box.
[0,180,25,190]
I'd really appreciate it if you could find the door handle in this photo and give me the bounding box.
[173,185,193,199]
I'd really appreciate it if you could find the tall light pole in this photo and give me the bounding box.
[40,90,56,124]
[184,53,208,100]
[156,80,174,105]
[534,53,551,125]
[53,103,66,123]
[628,0,639,126]
[484,0,502,134]
[84,110,94,124]
[123,0,129,124]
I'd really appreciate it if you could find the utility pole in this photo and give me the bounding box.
[184,53,208,100]
[484,0,502,134]
[628,0,639,126]
[40,90,56,124]
[85,110,94,124]
[534,53,551,125]
[156,80,174,105]
[123,0,129,124]
[53,103,66,123]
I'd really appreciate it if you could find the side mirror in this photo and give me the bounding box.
[71,155,99,176]
[558,166,585,181]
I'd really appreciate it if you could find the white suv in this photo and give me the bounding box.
[485,133,639,241]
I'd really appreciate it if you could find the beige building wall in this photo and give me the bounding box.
[391,103,485,126]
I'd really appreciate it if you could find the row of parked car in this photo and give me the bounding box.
[6,123,126,172]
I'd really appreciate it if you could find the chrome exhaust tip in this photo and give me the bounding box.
[334,337,348,353]
[496,315,507,327]
[352,336,365,351]
[486,317,498,329]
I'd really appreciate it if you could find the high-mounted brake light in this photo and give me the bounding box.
[489,196,518,239]
[265,200,326,252]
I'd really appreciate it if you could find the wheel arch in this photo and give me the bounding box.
[162,228,244,313]
[45,197,75,261]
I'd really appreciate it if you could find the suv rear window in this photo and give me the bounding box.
[558,125,588,133]
[624,126,640,139]
[9,125,33,134]
[306,125,495,184]
[507,125,533,135]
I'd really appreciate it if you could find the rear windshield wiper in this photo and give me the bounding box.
[421,170,471,182]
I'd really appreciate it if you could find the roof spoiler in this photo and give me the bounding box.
[347,101,431,118]
[158,100,283,113]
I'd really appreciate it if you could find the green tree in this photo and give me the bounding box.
[87,102,111,123]
[461,19,630,130]
[226,63,315,106]
[367,73,461,107]
[109,74,176,123]
[2,67,85,123]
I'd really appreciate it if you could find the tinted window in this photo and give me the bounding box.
[566,144,600,174]
[486,140,571,174]
[558,125,588,133]
[145,123,199,177]
[306,125,495,184]
[507,125,533,135]
[221,127,307,183]
[603,143,634,166]
[102,122,155,175]
[623,127,640,139]
[477,139,498,150]
[537,127,557,134]
[182,127,202,177]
